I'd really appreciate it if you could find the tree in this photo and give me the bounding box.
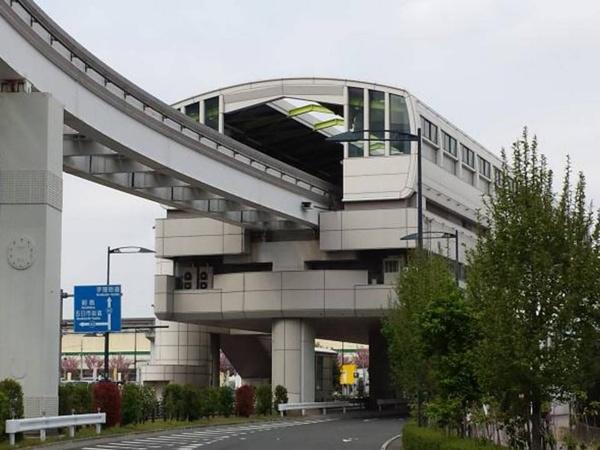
[109,355,131,375]
[220,351,235,374]
[85,355,103,372]
[61,357,79,378]
[383,250,461,426]
[352,348,369,369]
[467,129,600,450]
[418,291,480,434]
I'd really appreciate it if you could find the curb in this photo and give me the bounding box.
[381,433,402,450]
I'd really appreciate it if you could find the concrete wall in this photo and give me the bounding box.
[154,270,396,322]
[155,217,244,257]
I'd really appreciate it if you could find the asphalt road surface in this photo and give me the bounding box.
[75,413,404,450]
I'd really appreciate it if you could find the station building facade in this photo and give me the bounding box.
[144,78,501,402]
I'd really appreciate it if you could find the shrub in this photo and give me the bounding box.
[403,421,505,450]
[121,383,143,425]
[0,379,23,419]
[182,384,202,421]
[198,387,219,418]
[0,391,10,437]
[163,383,185,421]
[235,385,255,417]
[255,385,272,415]
[217,386,235,417]
[59,383,93,415]
[92,382,121,428]
[273,385,288,411]
[140,385,158,422]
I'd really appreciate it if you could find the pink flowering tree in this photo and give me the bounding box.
[353,348,369,369]
[61,356,79,378]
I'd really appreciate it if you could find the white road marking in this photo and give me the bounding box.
[81,418,337,449]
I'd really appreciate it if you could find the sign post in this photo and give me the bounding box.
[74,285,122,379]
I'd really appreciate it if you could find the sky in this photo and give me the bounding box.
[35,0,600,318]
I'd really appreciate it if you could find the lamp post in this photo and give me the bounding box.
[104,246,154,380]
[401,230,460,284]
[326,129,423,248]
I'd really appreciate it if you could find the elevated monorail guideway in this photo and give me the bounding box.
[0,0,337,228]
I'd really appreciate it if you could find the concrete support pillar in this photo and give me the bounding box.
[271,319,315,403]
[368,324,395,406]
[0,93,63,417]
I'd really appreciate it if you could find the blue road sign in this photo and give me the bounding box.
[74,285,122,333]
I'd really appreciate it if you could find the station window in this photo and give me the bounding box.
[478,156,491,178]
[421,116,438,144]
[390,94,411,155]
[184,102,199,121]
[494,166,503,185]
[442,131,457,157]
[368,90,385,156]
[461,145,475,168]
[347,87,364,157]
[204,96,219,130]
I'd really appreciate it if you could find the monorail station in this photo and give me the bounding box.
[0,0,501,415]
[143,78,501,403]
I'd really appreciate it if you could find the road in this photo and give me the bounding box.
[74,413,404,450]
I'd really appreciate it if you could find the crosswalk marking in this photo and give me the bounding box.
[79,418,337,450]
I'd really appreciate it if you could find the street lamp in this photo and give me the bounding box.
[327,129,423,248]
[401,230,460,284]
[104,246,155,380]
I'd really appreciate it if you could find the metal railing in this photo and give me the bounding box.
[1,0,337,204]
[5,412,106,446]
[277,401,362,417]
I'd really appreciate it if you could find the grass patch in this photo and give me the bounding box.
[0,415,277,449]
[403,421,505,450]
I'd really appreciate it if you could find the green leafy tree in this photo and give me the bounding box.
[419,292,480,434]
[383,251,460,426]
[467,129,600,450]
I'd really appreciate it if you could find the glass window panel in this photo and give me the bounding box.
[184,102,199,121]
[204,96,219,130]
[390,94,410,154]
[478,156,491,178]
[421,116,438,144]
[348,87,364,157]
[461,145,474,167]
[442,131,457,156]
[369,90,385,156]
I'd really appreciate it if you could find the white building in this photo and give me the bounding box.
[144,78,501,403]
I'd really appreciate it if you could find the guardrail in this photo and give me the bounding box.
[1,0,337,204]
[5,412,106,446]
[376,398,406,412]
[278,401,362,417]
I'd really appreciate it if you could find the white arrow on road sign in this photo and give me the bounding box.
[107,297,112,332]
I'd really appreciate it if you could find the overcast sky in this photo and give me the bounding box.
[37,0,600,318]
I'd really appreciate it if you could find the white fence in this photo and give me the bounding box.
[5,412,106,446]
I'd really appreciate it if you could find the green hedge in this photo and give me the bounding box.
[59,383,93,415]
[403,422,504,450]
